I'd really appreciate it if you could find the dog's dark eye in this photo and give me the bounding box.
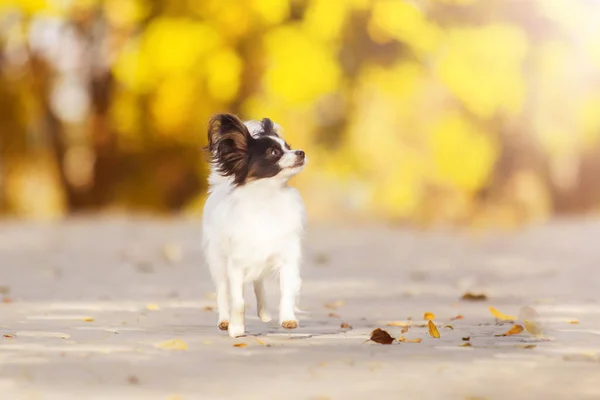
[269,148,281,157]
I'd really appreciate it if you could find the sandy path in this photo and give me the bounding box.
[1,217,600,400]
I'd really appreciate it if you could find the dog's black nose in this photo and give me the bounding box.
[295,150,305,160]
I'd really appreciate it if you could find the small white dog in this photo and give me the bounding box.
[202,113,307,338]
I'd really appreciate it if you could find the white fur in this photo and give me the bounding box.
[202,120,306,337]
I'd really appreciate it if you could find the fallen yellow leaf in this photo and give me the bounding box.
[494,324,524,337]
[154,339,188,350]
[450,315,464,321]
[233,343,248,348]
[82,317,94,322]
[443,325,454,330]
[163,243,183,263]
[386,321,408,327]
[423,312,435,320]
[489,307,516,321]
[569,320,579,325]
[324,300,345,309]
[401,326,409,334]
[397,336,422,343]
[428,320,440,338]
[255,337,265,346]
[460,342,472,347]
[146,303,160,311]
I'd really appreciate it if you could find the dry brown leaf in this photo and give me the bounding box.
[203,306,214,312]
[324,300,345,309]
[340,322,351,329]
[443,325,454,330]
[428,320,440,338]
[462,336,470,341]
[397,336,422,343]
[489,307,516,321]
[328,312,340,318]
[3,334,14,339]
[461,292,487,301]
[401,326,409,334]
[233,343,248,348]
[423,312,435,320]
[155,339,188,350]
[450,315,464,321]
[369,328,395,344]
[2,297,13,304]
[0,286,9,295]
[386,321,408,327]
[494,324,524,337]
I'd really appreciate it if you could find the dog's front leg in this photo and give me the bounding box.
[227,266,246,338]
[279,248,301,329]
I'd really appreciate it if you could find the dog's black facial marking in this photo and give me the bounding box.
[246,136,284,181]
[260,118,280,137]
[207,114,294,186]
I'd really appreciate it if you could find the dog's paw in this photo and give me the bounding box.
[228,324,245,338]
[281,320,298,329]
[218,320,229,331]
[258,310,272,323]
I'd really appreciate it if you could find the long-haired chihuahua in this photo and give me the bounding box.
[202,114,306,337]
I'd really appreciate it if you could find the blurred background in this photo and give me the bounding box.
[1,0,599,228]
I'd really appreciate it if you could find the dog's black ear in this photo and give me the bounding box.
[206,113,252,185]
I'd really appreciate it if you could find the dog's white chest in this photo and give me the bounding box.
[203,181,304,279]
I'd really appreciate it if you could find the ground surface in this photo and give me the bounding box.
[1,217,600,400]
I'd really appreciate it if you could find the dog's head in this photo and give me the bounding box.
[206,113,306,185]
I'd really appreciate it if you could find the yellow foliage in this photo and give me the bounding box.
[262,25,341,104]
[303,0,349,42]
[249,0,290,26]
[150,75,197,135]
[142,18,221,78]
[112,42,154,94]
[579,96,600,146]
[369,0,440,53]
[432,0,478,4]
[205,47,243,103]
[189,0,252,39]
[4,158,65,219]
[430,112,498,193]
[103,0,149,28]
[110,91,142,142]
[437,25,528,118]
[3,0,600,224]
